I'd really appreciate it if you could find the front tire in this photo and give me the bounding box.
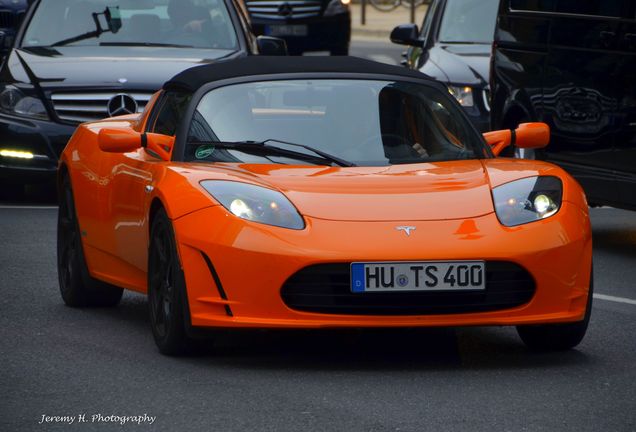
[148,208,193,355]
[517,271,593,351]
[57,174,123,307]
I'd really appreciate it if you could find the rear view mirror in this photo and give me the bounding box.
[390,24,421,47]
[98,128,141,153]
[515,122,550,149]
[105,7,122,33]
[98,129,173,161]
[257,36,288,56]
[483,122,550,156]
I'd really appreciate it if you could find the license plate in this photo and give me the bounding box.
[350,261,485,293]
[265,24,308,37]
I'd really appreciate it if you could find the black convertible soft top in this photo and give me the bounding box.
[163,56,431,92]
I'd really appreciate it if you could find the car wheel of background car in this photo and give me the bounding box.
[330,45,349,56]
[148,207,194,355]
[516,269,593,351]
[57,173,123,307]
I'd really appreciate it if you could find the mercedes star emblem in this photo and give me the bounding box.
[395,226,416,236]
[278,2,293,17]
[107,94,138,117]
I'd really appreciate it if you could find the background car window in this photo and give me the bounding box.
[509,0,626,17]
[438,0,499,44]
[187,80,488,166]
[22,0,238,49]
[152,92,191,136]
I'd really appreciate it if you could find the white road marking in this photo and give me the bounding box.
[0,205,57,209]
[368,54,398,65]
[594,293,636,306]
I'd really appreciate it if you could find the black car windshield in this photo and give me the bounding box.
[438,0,499,44]
[186,79,490,166]
[21,0,238,49]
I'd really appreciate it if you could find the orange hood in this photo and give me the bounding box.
[184,160,495,221]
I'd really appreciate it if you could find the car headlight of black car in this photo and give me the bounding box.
[492,176,563,226]
[324,0,350,16]
[201,180,305,230]
[448,85,473,107]
[0,84,48,120]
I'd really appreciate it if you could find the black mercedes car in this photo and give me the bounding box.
[390,0,499,132]
[245,0,351,55]
[0,0,286,187]
[0,0,27,63]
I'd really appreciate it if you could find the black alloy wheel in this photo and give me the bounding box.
[57,174,123,307]
[516,268,594,351]
[148,208,193,355]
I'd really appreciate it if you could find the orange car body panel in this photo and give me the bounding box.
[59,96,592,329]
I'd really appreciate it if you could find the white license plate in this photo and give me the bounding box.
[267,24,308,37]
[350,261,485,293]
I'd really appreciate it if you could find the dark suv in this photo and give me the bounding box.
[0,0,286,187]
[0,0,27,62]
[246,0,351,55]
[390,0,500,132]
[491,0,636,210]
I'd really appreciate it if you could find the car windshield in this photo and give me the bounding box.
[186,79,490,166]
[438,0,499,44]
[21,0,238,49]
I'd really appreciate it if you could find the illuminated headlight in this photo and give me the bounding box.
[0,85,48,120]
[324,0,349,16]
[200,180,305,230]
[448,85,474,107]
[492,176,562,226]
[0,149,35,159]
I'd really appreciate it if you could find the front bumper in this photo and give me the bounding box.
[173,201,592,329]
[250,13,351,53]
[0,113,75,184]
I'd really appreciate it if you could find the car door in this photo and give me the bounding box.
[542,1,628,205]
[614,0,636,208]
[104,92,191,282]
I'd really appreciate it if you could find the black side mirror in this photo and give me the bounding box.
[390,24,421,47]
[256,36,288,56]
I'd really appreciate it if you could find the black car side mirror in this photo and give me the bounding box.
[390,24,422,47]
[256,36,288,56]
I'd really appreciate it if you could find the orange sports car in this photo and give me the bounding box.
[57,57,592,355]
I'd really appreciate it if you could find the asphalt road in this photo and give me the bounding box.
[2,40,636,432]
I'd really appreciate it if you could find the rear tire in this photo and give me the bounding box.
[57,174,123,307]
[148,208,193,355]
[517,270,593,351]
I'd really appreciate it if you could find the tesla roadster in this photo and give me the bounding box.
[57,57,592,355]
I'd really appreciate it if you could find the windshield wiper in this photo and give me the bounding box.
[189,139,355,167]
[99,42,195,48]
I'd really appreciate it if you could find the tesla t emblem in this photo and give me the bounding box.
[107,94,138,117]
[278,2,293,17]
[396,226,416,236]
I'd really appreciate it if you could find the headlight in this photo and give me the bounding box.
[200,180,305,230]
[492,176,562,226]
[324,0,349,16]
[448,85,474,107]
[0,85,48,120]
